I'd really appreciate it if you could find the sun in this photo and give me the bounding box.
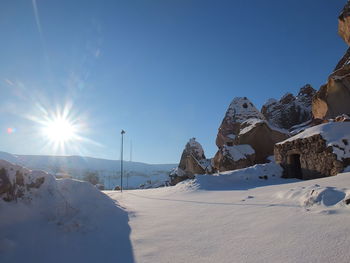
[42,116,77,143]
[28,103,99,155]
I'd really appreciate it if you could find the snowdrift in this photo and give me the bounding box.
[174,162,298,191]
[0,160,134,263]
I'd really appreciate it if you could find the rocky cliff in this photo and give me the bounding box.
[262,84,316,130]
[312,1,350,120]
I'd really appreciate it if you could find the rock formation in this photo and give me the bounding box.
[261,84,316,130]
[312,1,350,120]
[235,119,289,163]
[339,0,350,46]
[216,97,265,148]
[214,98,289,171]
[170,138,212,185]
[213,144,255,172]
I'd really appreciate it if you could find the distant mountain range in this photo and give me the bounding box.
[0,151,177,190]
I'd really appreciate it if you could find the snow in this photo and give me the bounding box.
[225,97,265,123]
[278,122,350,160]
[0,160,134,263]
[107,167,350,263]
[3,158,350,262]
[223,144,255,161]
[239,118,289,135]
[0,151,176,189]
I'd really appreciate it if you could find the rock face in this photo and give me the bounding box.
[312,1,350,120]
[170,138,212,185]
[216,97,265,148]
[213,144,255,172]
[236,119,289,163]
[261,84,316,130]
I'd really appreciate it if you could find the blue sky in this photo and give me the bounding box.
[0,0,347,164]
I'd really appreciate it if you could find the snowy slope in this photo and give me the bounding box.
[0,151,176,189]
[108,167,350,263]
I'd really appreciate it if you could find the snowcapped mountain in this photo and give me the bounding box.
[0,151,176,190]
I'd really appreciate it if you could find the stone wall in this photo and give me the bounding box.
[274,134,344,179]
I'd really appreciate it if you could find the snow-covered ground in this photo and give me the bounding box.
[108,166,350,263]
[3,160,350,263]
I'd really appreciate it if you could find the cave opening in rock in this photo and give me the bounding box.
[288,154,303,179]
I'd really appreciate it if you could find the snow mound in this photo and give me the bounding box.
[278,122,350,160]
[0,160,134,263]
[275,184,350,209]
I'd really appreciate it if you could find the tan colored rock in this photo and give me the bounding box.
[339,0,350,45]
[312,1,350,120]
[312,65,350,119]
[236,119,289,163]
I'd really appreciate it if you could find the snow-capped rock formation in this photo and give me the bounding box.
[170,138,212,185]
[213,144,255,172]
[261,84,316,130]
[216,97,265,148]
[312,1,350,120]
[214,97,289,171]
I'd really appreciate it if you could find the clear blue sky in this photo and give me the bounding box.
[0,0,347,164]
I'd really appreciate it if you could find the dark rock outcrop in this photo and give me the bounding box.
[261,84,316,130]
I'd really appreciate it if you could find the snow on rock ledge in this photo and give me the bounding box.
[213,144,255,172]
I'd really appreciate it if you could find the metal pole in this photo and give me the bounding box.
[121,129,125,192]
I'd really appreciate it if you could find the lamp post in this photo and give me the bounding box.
[120,129,125,192]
